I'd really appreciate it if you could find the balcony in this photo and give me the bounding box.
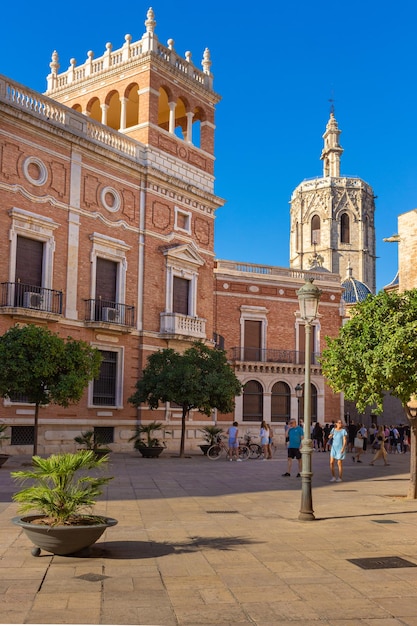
[160,312,206,339]
[229,347,322,375]
[0,282,63,317]
[230,347,320,365]
[84,299,135,330]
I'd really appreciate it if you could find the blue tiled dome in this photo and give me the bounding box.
[341,276,372,304]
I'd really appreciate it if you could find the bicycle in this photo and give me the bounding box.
[243,432,263,459]
[207,435,250,461]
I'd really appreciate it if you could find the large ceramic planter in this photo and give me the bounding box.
[12,515,118,556]
[199,444,211,456]
[137,446,165,458]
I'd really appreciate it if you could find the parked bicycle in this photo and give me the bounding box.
[243,432,263,459]
[207,435,250,461]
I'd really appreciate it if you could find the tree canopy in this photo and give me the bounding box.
[320,289,417,497]
[321,289,417,414]
[129,341,242,457]
[0,324,102,455]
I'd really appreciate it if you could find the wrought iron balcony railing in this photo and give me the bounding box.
[0,282,63,314]
[84,299,135,327]
[229,347,321,366]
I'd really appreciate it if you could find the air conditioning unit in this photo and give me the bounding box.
[23,291,43,309]
[102,307,120,323]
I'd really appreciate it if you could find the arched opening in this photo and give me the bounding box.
[192,106,205,148]
[87,97,101,123]
[243,380,263,422]
[311,215,321,245]
[174,97,187,140]
[340,213,350,243]
[124,83,139,128]
[271,381,290,423]
[106,90,121,131]
[71,104,82,113]
[157,87,170,131]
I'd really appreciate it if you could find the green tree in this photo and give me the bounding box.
[0,324,102,456]
[129,341,242,457]
[320,289,417,497]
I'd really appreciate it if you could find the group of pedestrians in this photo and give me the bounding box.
[226,419,405,482]
[227,420,274,461]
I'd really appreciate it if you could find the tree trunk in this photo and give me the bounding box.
[179,406,187,458]
[405,406,417,499]
[33,403,39,457]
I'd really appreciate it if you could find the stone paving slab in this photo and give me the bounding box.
[0,449,416,624]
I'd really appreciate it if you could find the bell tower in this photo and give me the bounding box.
[45,7,220,183]
[289,111,376,292]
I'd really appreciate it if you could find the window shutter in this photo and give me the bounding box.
[96,258,117,303]
[173,277,189,315]
[244,320,262,360]
[16,236,43,287]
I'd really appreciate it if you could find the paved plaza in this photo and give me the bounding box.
[1,446,417,625]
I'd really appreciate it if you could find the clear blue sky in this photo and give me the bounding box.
[2,1,416,291]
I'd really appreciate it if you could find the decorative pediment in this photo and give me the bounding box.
[163,243,205,268]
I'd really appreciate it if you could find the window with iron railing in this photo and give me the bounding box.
[11,426,34,446]
[92,350,118,407]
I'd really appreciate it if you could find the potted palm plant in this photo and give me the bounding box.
[74,430,111,459]
[11,451,117,556]
[0,424,10,467]
[129,421,165,458]
[199,425,224,455]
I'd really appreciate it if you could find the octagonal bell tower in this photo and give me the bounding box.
[289,111,376,292]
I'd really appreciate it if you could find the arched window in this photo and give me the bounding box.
[340,213,350,243]
[271,382,290,422]
[243,380,263,422]
[311,215,321,245]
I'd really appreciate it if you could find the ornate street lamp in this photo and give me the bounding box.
[295,383,303,425]
[296,277,321,521]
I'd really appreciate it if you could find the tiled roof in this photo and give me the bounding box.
[341,277,372,304]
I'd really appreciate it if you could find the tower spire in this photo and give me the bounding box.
[320,108,343,177]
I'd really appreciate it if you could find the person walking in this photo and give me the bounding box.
[369,426,389,466]
[259,421,270,460]
[227,421,241,461]
[352,424,365,463]
[328,419,348,482]
[282,419,303,477]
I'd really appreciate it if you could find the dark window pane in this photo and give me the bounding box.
[94,426,114,444]
[11,426,34,446]
[341,213,350,243]
[271,381,290,422]
[96,258,117,302]
[244,320,262,360]
[243,380,263,421]
[311,215,320,244]
[93,351,117,406]
[173,277,189,315]
[16,236,43,286]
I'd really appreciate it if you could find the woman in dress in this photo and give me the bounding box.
[328,419,348,482]
[259,421,270,460]
[369,426,389,466]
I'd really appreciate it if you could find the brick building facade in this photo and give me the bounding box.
[0,9,346,454]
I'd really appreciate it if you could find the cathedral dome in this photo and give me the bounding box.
[341,268,372,304]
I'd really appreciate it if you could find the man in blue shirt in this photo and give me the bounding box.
[282,419,303,477]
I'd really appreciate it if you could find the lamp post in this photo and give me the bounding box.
[295,383,303,426]
[297,277,321,521]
